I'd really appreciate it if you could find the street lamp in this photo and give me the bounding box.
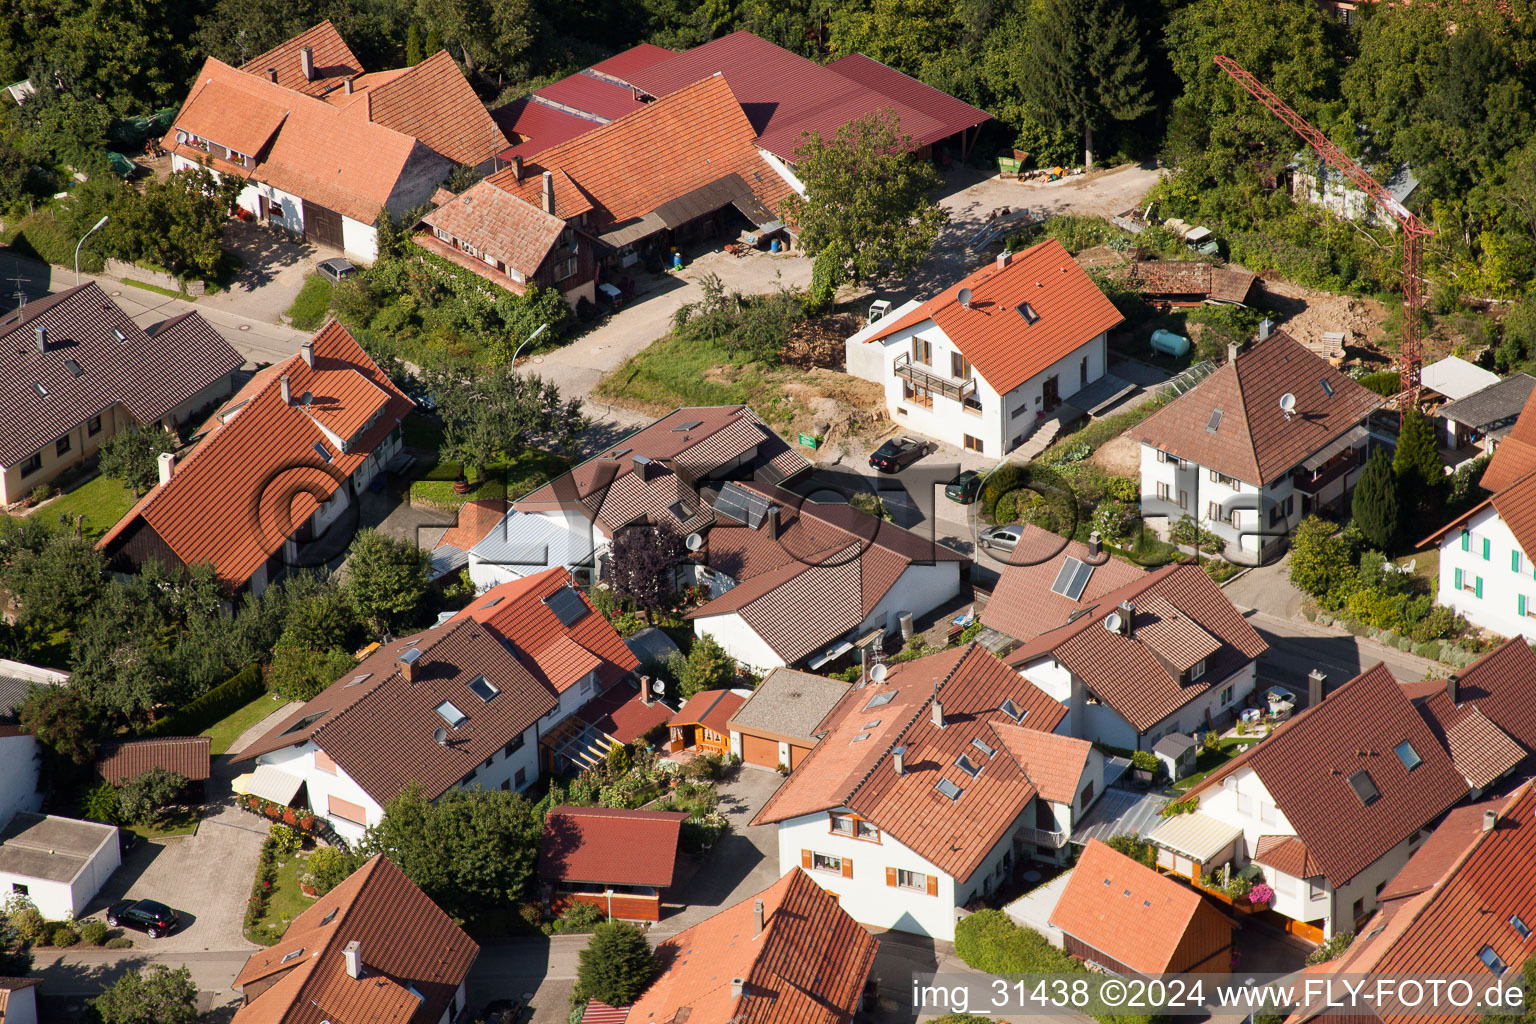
[511,322,550,368]
[75,215,109,285]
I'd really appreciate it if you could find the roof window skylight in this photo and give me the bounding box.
[467,675,500,703]
[971,737,996,758]
[865,690,896,710]
[1347,769,1380,807]
[280,948,305,964]
[956,754,982,778]
[999,698,1025,723]
[436,700,467,728]
[1017,301,1040,324]
[1394,740,1421,772]
[935,778,963,801]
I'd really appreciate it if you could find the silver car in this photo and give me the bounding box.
[979,524,1023,552]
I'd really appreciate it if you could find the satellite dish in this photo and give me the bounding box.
[1103,612,1122,634]
[685,533,704,552]
[652,679,666,695]
[1279,393,1297,417]
[869,663,888,683]
[433,728,448,746]
[957,287,973,309]
[174,130,188,145]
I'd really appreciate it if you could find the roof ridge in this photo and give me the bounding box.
[309,622,468,745]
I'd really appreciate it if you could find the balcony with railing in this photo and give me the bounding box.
[895,352,977,404]
[1020,826,1069,848]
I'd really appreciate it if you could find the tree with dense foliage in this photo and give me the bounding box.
[1287,516,1358,609]
[0,526,104,638]
[575,921,658,1006]
[90,964,199,1024]
[360,785,542,921]
[424,365,586,479]
[1351,448,1400,551]
[1104,832,1156,868]
[305,845,364,896]
[669,633,736,700]
[781,111,948,293]
[0,909,32,978]
[117,768,188,825]
[1021,0,1153,169]
[99,427,177,498]
[1394,408,1444,515]
[110,165,242,281]
[269,643,356,702]
[343,529,431,636]
[18,685,101,766]
[606,522,686,615]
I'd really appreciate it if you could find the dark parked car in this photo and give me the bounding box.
[316,256,356,283]
[107,898,180,938]
[945,470,982,503]
[869,436,933,473]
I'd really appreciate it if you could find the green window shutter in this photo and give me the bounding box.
[1515,551,1523,573]
[1462,530,1470,552]
[1521,595,1527,617]
[1484,538,1492,560]
[1476,576,1484,599]
[1455,568,1464,590]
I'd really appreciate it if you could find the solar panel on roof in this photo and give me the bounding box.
[713,481,773,527]
[544,587,589,627]
[1049,557,1095,601]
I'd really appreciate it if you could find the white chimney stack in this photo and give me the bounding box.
[542,170,555,215]
[1484,809,1498,832]
[34,325,46,352]
[301,339,314,368]
[300,45,315,82]
[157,451,175,486]
[731,978,746,999]
[931,699,944,729]
[753,899,764,936]
[892,745,907,776]
[343,939,362,979]
[280,374,291,404]
[344,76,354,95]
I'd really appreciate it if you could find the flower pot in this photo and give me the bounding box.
[299,882,318,897]
[452,476,472,494]
[283,809,298,825]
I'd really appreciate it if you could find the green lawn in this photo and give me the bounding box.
[245,849,315,946]
[407,447,570,510]
[286,273,334,331]
[123,278,190,300]
[594,331,796,423]
[124,805,201,841]
[1174,736,1253,791]
[202,692,290,756]
[45,474,138,541]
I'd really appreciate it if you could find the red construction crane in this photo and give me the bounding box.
[1213,55,1431,422]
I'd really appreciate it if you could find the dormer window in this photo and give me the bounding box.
[1189,659,1206,680]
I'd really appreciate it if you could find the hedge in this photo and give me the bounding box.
[143,663,264,737]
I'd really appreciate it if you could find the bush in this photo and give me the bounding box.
[287,274,335,331]
[1104,832,1155,867]
[80,780,124,825]
[105,936,134,949]
[118,768,188,825]
[268,823,303,856]
[51,924,79,947]
[306,846,362,897]
[955,910,1074,974]
[550,901,606,934]
[80,920,109,946]
[143,663,264,737]
[1306,931,1355,966]
[1357,370,1401,397]
[10,907,46,943]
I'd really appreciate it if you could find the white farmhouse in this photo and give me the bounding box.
[846,238,1125,456]
[752,645,1102,941]
[1129,331,1382,564]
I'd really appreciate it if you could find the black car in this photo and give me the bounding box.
[869,436,932,473]
[945,470,982,503]
[316,256,356,283]
[107,898,179,938]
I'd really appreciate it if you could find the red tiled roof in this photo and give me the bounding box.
[1479,387,1536,491]
[993,726,1093,804]
[1128,332,1382,485]
[1050,839,1233,975]
[981,526,1147,644]
[1442,637,1536,755]
[451,566,639,693]
[1294,784,1536,1024]
[363,49,508,166]
[1422,471,1536,557]
[0,284,241,469]
[97,736,211,785]
[1187,664,1468,887]
[1376,799,1499,903]
[1252,834,1321,880]
[493,98,602,161]
[98,320,413,588]
[421,179,568,278]
[434,497,510,554]
[237,620,558,807]
[1416,695,1526,789]
[618,31,989,162]
[589,43,677,80]
[1129,261,1257,305]
[755,645,1067,882]
[536,71,646,121]
[241,20,361,96]
[669,689,746,735]
[483,75,794,239]
[574,679,673,745]
[628,868,878,1024]
[232,854,477,1024]
[538,806,687,887]
[1006,563,1268,735]
[861,240,1123,394]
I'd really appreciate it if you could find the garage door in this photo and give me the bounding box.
[741,733,779,768]
[789,744,812,769]
[302,199,344,250]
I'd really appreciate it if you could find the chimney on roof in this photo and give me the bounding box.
[1227,341,1242,364]
[1447,675,1458,705]
[765,505,779,541]
[280,374,291,404]
[301,339,314,368]
[33,325,45,352]
[1259,318,1274,341]
[1117,601,1135,637]
[931,686,945,729]
[158,451,175,486]
[1087,530,1102,558]
[542,170,555,215]
[266,67,278,83]
[632,453,652,481]
[640,675,653,707]
[344,76,354,95]
[343,940,362,979]
[398,647,421,683]
[892,745,907,776]
[731,978,746,999]
[1483,808,1499,832]
[753,899,764,936]
[1308,669,1327,708]
[511,155,523,182]
[997,250,1012,268]
[300,45,315,82]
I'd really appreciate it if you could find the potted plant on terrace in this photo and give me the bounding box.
[1130,750,1159,787]
[1246,883,1274,910]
